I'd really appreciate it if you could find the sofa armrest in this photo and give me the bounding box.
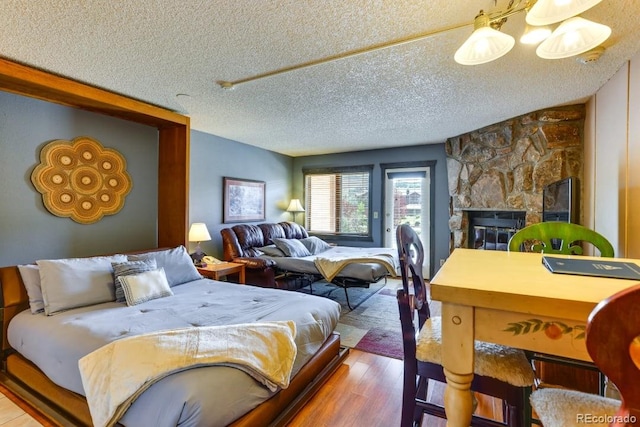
[232,257,276,270]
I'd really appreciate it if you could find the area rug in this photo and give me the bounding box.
[298,278,442,360]
[299,278,405,359]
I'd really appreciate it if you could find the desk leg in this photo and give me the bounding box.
[441,303,475,427]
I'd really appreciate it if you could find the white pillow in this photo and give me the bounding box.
[17,264,45,314]
[119,268,173,306]
[37,254,127,315]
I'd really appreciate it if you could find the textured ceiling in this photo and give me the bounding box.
[1,0,638,157]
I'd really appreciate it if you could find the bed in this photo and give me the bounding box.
[221,222,398,308]
[0,246,346,427]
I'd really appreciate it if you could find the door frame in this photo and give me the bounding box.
[381,161,437,279]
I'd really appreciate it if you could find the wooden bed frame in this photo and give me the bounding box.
[0,262,348,426]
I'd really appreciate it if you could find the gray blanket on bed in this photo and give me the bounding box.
[7,279,340,427]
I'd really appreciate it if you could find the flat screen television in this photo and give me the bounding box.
[542,177,578,223]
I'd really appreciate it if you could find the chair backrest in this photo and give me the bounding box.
[507,222,614,257]
[396,224,430,328]
[586,283,640,423]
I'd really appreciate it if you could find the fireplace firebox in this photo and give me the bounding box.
[467,210,526,251]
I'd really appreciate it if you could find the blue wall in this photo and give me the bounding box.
[0,91,448,269]
[0,92,159,266]
[293,144,451,272]
[189,130,293,259]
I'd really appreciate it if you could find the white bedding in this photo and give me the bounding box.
[8,278,341,427]
[263,245,399,281]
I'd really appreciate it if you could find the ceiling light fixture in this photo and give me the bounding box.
[454,11,515,65]
[520,24,552,44]
[454,0,610,65]
[526,0,604,26]
[216,0,610,88]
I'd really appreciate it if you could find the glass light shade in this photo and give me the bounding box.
[536,16,611,59]
[188,222,211,242]
[526,0,604,26]
[520,24,552,45]
[455,26,515,65]
[286,199,305,213]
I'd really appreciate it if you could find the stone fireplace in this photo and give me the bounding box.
[446,104,585,251]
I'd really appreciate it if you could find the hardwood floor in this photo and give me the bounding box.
[0,349,506,427]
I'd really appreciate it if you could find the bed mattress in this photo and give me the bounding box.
[262,245,399,281]
[7,278,341,427]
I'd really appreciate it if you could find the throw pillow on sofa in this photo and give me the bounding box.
[273,238,312,257]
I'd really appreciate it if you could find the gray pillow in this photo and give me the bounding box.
[37,254,127,315]
[273,238,312,257]
[112,259,158,303]
[299,236,332,255]
[128,246,201,287]
[17,264,44,314]
[258,245,286,257]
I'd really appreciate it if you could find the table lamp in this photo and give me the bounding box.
[188,222,211,266]
[286,199,305,224]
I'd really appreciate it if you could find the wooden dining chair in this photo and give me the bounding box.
[508,221,615,396]
[530,282,640,426]
[396,224,535,427]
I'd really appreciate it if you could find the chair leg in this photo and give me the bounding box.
[413,376,428,426]
[503,387,532,427]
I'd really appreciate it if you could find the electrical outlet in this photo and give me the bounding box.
[439,259,446,267]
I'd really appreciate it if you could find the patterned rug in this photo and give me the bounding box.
[298,278,405,359]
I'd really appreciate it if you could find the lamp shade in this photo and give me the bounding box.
[188,222,211,242]
[536,16,611,59]
[520,24,552,45]
[526,0,604,26]
[454,13,515,65]
[286,199,305,213]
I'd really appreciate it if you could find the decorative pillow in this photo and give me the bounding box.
[258,245,286,257]
[37,254,127,316]
[299,236,332,255]
[119,268,173,306]
[17,264,45,314]
[112,259,158,303]
[273,238,312,257]
[128,246,201,287]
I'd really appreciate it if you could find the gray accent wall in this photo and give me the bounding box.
[189,130,293,259]
[0,91,159,267]
[293,144,450,273]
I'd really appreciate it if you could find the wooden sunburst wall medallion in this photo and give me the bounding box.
[31,136,133,224]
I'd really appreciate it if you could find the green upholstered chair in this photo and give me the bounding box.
[508,221,615,414]
[508,222,614,257]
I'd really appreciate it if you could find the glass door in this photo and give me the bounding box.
[383,166,431,278]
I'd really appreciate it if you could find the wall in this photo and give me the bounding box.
[0,92,159,266]
[292,144,450,272]
[189,130,293,259]
[584,51,640,258]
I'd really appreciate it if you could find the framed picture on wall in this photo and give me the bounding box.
[223,177,266,223]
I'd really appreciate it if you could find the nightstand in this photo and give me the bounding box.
[197,262,245,284]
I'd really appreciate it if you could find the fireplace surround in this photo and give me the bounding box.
[446,104,585,251]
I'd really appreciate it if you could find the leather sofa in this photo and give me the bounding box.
[220,221,312,289]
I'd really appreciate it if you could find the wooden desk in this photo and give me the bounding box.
[430,248,639,427]
[197,262,245,284]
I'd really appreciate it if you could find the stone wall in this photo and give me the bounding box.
[446,104,585,250]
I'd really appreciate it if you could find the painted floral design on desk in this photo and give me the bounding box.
[504,319,586,340]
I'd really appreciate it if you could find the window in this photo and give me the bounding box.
[303,165,373,239]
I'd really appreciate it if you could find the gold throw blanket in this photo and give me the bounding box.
[79,320,297,427]
[314,253,397,282]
